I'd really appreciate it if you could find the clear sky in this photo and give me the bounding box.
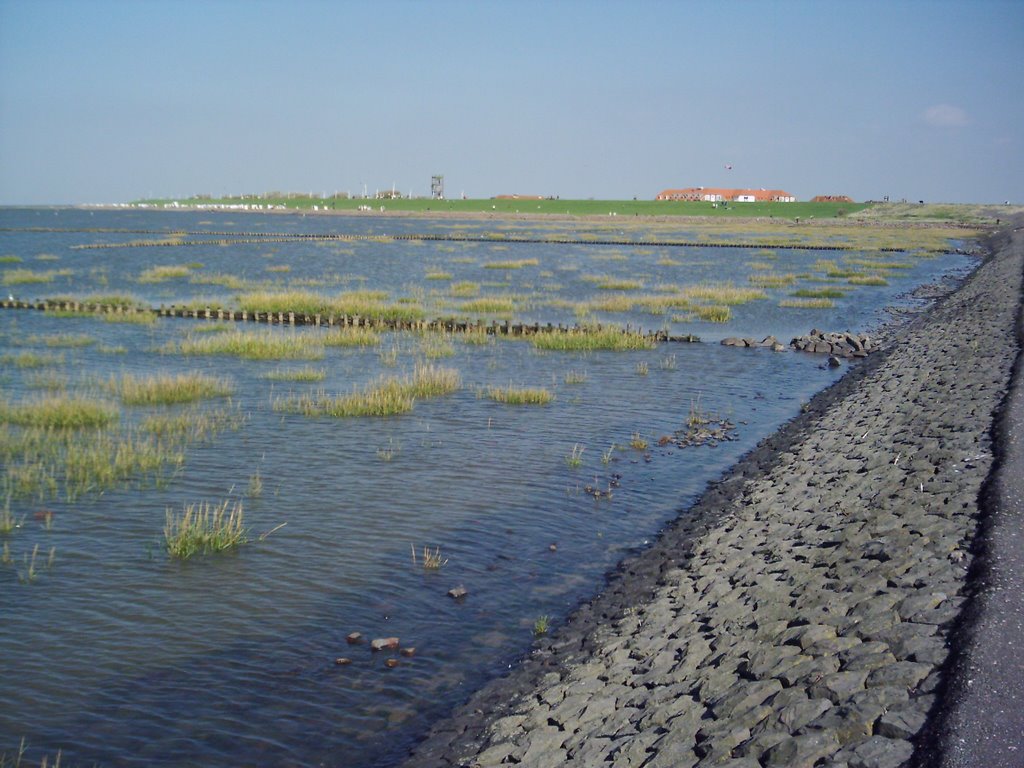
[1,0,1021,205]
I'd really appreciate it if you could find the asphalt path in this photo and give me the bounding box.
[936,221,1024,768]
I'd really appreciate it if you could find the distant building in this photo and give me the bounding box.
[493,194,545,200]
[656,187,796,203]
[811,195,854,203]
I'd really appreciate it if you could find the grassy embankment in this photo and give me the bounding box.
[135,195,870,220]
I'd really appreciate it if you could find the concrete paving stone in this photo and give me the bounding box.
[743,644,803,679]
[593,705,641,738]
[640,735,700,768]
[808,636,864,657]
[576,695,618,728]
[515,726,567,767]
[738,728,790,760]
[473,740,519,766]
[887,631,947,664]
[774,695,835,732]
[487,714,527,742]
[695,758,761,768]
[693,724,751,761]
[563,734,617,764]
[763,729,841,768]
[849,612,901,641]
[865,661,932,691]
[842,735,914,768]
[695,668,740,701]
[711,678,784,719]
[753,619,793,643]
[841,650,899,673]
[896,591,948,621]
[849,592,901,618]
[780,654,841,688]
[808,670,870,704]
[539,683,570,707]
[919,596,965,626]
[606,728,664,767]
[876,706,927,740]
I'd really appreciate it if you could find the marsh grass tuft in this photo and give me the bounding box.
[322,327,380,347]
[780,297,835,309]
[263,366,326,382]
[247,471,263,498]
[172,329,325,360]
[847,274,889,286]
[138,265,191,283]
[164,500,248,559]
[487,385,553,405]
[0,352,65,369]
[531,327,656,352]
[411,543,448,569]
[0,395,118,430]
[274,363,459,418]
[533,615,550,636]
[108,372,234,406]
[565,443,585,468]
[483,258,539,270]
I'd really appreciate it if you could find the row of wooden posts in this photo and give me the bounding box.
[0,299,699,342]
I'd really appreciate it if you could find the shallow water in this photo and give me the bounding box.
[0,209,973,766]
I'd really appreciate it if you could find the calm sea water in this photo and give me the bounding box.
[0,208,973,766]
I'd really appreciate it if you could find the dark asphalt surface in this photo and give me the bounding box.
[938,222,1024,768]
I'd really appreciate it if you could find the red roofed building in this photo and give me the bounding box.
[656,187,796,203]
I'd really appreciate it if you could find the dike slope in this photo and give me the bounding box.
[400,219,1024,768]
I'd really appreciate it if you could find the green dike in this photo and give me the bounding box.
[134,195,870,219]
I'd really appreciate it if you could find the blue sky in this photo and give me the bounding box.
[1,0,1021,204]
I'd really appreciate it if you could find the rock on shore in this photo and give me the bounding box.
[402,226,1021,768]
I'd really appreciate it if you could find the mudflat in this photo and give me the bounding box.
[400,220,1024,767]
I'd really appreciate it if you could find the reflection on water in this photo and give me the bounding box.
[0,209,972,766]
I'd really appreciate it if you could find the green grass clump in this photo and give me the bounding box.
[425,270,453,280]
[322,327,381,347]
[263,366,327,382]
[847,274,889,286]
[164,500,247,559]
[0,395,118,429]
[275,364,460,418]
[450,281,481,298]
[690,305,731,323]
[682,283,767,305]
[0,255,23,263]
[418,334,456,358]
[172,329,325,360]
[483,258,540,269]
[189,272,248,290]
[748,273,798,287]
[30,333,95,348]
[2,268,72,285]
[139,406,245,441]
[108,372,234,405]
[590,277,643,291]
[237,289,425,323]
[780,298,835,308]
[487,385,554,405]
[531,327,657,351]
[791,288,848,298]
[0,352,64,369]
[587,294,637,313]
[138,265,191,282]
[459,297,516,314]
